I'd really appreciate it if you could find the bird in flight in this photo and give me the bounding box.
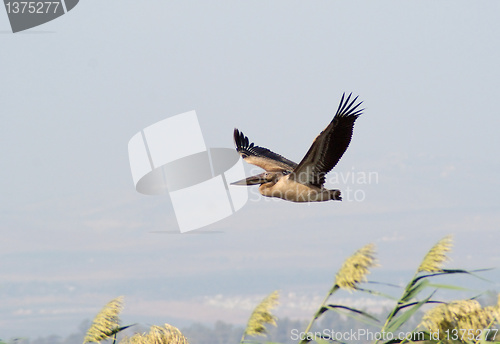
[232,93,363,202]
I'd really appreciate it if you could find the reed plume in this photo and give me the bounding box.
[120,324,189,344]
[335,243,377,290]
[417,235,453,273]
[241,290,279,342]
[83,296,124,344]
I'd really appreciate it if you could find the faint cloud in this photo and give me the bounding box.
[13,308,33,316]
[440,165,456,178]
[378,232,405,242]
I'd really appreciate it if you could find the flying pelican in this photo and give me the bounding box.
[231,93,363,202]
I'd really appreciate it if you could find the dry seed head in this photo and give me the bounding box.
[417,235,453,273]
[243,290,279,337]
[121,334,147,344]
[420,303,453,334]
[482,294,500,328]
[83,296,124,344]
[335,243,377,290]
[120,324,189,344]
[421,298,500,338]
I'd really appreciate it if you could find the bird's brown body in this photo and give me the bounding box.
[259,175,341,202]
[232,93,363,203]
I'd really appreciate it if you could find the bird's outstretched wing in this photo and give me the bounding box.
[234,129,298,172]
[290,93,363,187]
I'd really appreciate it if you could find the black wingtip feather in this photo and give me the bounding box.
[336,93,346,114]
[234,128,254,153]
[336,92,364,118]
[233,128,240,149]
[234,128,246,152]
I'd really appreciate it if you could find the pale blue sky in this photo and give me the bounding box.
[1,1,499,338]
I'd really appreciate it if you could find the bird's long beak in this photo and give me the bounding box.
[231,173,267,186]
